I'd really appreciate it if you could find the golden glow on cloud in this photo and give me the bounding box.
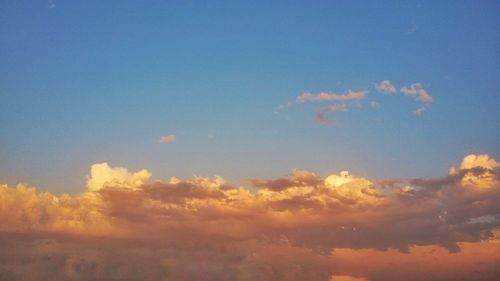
[86,162,152,191]
[0,154,499,280]
[450,154,499,188]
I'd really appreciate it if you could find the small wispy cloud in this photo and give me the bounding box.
[400,83,433,116]
[400,83,433,104]
[316,104,348,125]
[159,134,176,143]
[373,80,434,116]
[281,81,434,124]
[414,107,427,116]
[296,90,367,103]
[375,80,396,94]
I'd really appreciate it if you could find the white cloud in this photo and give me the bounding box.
[86,162,151,191]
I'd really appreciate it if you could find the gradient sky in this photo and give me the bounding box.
[1,0,499,194]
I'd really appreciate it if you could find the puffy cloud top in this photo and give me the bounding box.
[86,162,151,191]
[458,154,499,170]
[449,154,499,188]
[325,171,354,187]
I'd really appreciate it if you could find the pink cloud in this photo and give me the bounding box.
[375,80,396,94]
[159,134,176,143]
[296,90,367,103]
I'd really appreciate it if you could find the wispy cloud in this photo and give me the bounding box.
[400,83,433,104]
[282,80,435,125]
[373,80,434,116]
[286,90,366,125]
[159,134,176,143]
[400,82,433,116]
[374,80,396,94]
[316,104,348,125]
[296,90,367,103]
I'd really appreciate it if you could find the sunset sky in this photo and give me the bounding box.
[1,1,499,281]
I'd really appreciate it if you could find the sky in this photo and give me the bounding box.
[1,1,500,280]
[1,0,499,193]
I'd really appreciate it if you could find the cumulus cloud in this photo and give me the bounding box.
[1,154,499,280]
[449,154,499,188]
[159,134,176,143]
[374,80,396,94]
[86,162,151,191]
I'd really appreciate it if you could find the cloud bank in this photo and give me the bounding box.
[1,154,499,280]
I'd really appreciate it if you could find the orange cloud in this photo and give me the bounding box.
[1,154,499,280]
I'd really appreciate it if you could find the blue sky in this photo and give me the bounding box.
[1,0,499,193]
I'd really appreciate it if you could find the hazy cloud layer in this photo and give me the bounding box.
[1,154,499,280]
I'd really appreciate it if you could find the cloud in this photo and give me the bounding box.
[316,104,348,125]
[289,90,366,125]
[252,169,322,191]
[86,162,151,191]
[297,91,367,103]
[373,81,434,115]
[374,80,396,94]
[1,154,499,280]
[400,82,433,105]
[285,81,436,123]
[414,106,426,116]
[449,154,499,188]
[159,134,176,143]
